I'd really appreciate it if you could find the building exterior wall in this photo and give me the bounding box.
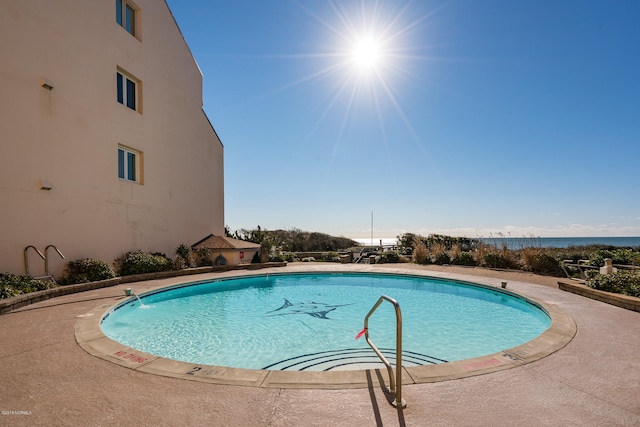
[0,1,224,277]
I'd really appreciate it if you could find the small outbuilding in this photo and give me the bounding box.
[191,234,261,266]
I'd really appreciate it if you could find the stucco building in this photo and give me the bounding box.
[0,1,224,277]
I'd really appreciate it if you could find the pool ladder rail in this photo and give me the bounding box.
[24,245,65,284]
[363,295,406,409]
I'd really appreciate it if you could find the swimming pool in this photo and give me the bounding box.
[100,272,551,371]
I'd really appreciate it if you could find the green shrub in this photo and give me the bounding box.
[282,252,298,262]
[451,251,476,266]
[483,252,513,269]
[269,252,297,262]
[589,249,640,267]
[412,241,429,264]
[259,241,271,263]
[117,251,173,276]
[379,251,401,264]
[529,253,561,275]
[319,251,340,262]
[0,283,16,299]
[433,252,451,265]
[60,259,115,284]
[174,244,192,269]
[586,270,640,297]
[0,274,54,299]
[194,248,213,266]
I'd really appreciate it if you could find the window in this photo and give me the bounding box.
[116,70,139,111]
[116,0,137,37]
[118,145,142,183]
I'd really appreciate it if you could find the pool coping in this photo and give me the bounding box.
[75,268,577,390]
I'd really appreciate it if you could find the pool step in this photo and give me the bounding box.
[263,348,447,371]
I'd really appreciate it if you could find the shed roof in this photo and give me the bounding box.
[191,234,261,250]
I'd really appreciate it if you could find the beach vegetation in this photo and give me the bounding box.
[482,252,514,269]
[229,226,358,252]
[174,244,193,269]
[318,251,341,262]
[394,232,640,287]
[587,270,640,298]
[378,251,402,264]
[0,274,54,299]
[587,248,640,267]
[450,251,476,266]
[269,252,298,262]
[194,248,213,266]
[411,239,429,264]
[116,251,173,276]
[59,259,116,284]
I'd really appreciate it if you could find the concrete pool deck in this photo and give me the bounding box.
[1,263,639,426]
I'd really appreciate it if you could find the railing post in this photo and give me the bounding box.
[392,299,404,409]
[24,246,45,277]
[362,295,406,408]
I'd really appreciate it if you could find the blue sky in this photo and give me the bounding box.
[166,0,640,239]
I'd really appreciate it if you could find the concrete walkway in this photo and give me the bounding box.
[1,264,638,426]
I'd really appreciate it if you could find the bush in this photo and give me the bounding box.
[483,252,514,269]
[451,251,476,266]
[282,252,298,262]
[412,241,429,264]
[433,252,451,265]
[174,244,192,269]
[428,243,449,265]
[319,252,341,262]
[117,251,173,276]
[195,248,213,266]
[269,252,298,262]
[379,251,401,264]
[259,241,271,263]
[269,253,287,262]
[528,253,561,275]
[587,270,640,297]
[589,249,640,267]
[0,283,15,299]
[0,274,54,299]
[60,259,115,284]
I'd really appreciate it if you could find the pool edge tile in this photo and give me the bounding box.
[137,358,270,387]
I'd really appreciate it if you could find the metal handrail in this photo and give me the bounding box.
[560,259,596,280]
[362,295,406,408]
[24,245,64,283]
[560,259,640,280]
[24,246,45,277]
[45,245,65,282]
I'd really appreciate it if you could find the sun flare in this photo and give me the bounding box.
[351,37,382,71]
[269,0,434,144]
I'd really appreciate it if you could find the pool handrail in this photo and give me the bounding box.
[363,295,406,409]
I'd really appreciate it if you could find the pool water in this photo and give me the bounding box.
[100,273,551,371]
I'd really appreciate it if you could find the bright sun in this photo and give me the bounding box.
[351,37,382,71]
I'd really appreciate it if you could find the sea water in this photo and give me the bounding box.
[356,237,640,249]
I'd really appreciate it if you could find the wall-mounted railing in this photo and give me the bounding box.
[24,245,65,283]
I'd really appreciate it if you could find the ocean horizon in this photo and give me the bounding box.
[353,236,640,249]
